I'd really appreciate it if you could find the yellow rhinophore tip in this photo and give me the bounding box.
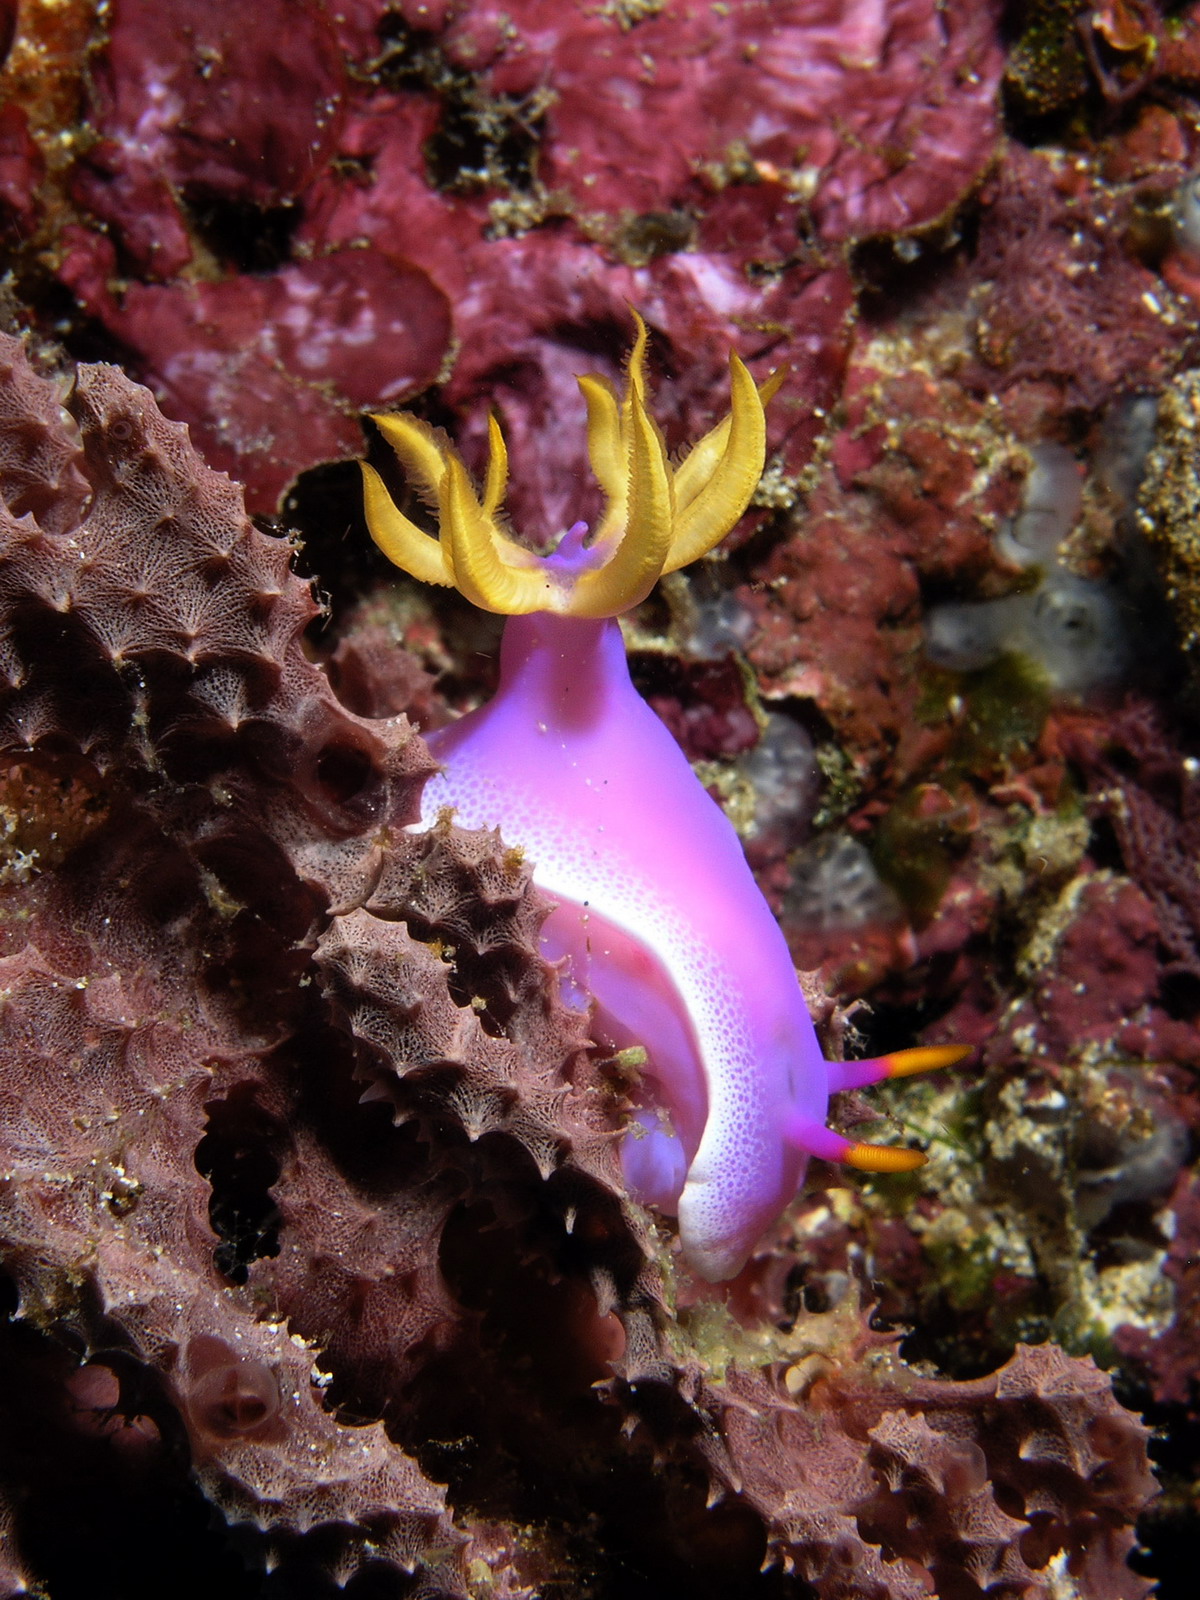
[880,1044,972,1079]
[361,315,778,617]
[844,1143,928,1174]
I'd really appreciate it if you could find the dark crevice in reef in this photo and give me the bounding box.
[368,18,547,197]
[196,1085,284,1285]
[0,1298,258,1600]
[403,1195,791,1600]
[185,192,302,276]
[843,993,963,1061]
[1126,1388,1200,1600]
[849,208,981,323]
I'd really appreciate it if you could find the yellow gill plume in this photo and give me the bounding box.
[359,312,779,617]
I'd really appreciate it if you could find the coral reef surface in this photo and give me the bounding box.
[3,0,1200,1595]
[0,321,1159,1600]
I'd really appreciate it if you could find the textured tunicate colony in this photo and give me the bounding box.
[738,711,820,854]
[783,833,903,936]
[926,443,1132,694]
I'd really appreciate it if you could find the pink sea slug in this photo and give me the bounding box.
[361,317,965,1281]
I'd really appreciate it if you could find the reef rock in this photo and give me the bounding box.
[6,0,1008,518]
[0,331,1161,1596]
[1139,368,1200,670]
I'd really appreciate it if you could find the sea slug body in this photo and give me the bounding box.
[361,318,965,1280]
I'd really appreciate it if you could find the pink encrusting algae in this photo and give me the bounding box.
[2,0,1199,1592]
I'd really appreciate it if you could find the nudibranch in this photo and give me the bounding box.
[360,317,966,1281]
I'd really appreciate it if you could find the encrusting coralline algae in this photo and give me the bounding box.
[4,0,1200,1593]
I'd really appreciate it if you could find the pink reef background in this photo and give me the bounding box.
[1,0,1200,1596]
